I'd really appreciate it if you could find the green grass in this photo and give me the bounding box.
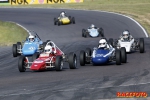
[0,21,28,46]
[0,0,150,36]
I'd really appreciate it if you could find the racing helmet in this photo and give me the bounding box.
[61,12,65,17]
[122,30,129,39]
[91,24,95,29]
[29,35,35,42]
[44,45,52,53]
[99,39,107,48]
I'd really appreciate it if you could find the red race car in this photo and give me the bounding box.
[18,41,77,72]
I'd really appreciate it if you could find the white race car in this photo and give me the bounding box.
[109,38,145,53]
[82,27,104,38]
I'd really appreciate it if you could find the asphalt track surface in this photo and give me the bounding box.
[0,8,150,100]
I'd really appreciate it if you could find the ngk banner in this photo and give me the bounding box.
[11,0,83,5]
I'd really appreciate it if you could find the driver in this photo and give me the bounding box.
[98,39,109,49]
[28,35,35,42]
[120,30,133,41]
[60,12,66,18]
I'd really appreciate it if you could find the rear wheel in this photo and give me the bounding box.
[120,47,127,63]
[54,18,57,25]
[85,48,91,64]
[80,50,85,66]
[32,53,39,61]
[139,38,144,53]
[58,21,61,26]
[18,55,26,72]
[12,44,17,57]
[55,56,63,71]
[68,52,77,69]
[116,49,121,65]
[17,42,22,55]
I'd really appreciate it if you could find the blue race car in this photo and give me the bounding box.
[80,41,127,66]
[12,31,44,57]
[82,26,104,38]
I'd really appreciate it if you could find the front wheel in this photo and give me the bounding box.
[120,47,127,63]
[115,49,121,65]
[55,56,63,71]
[68,52,77,69]
[72,17,75,24]
[18,56,26,72]
[54,18,57,25]
[80,50,85,66]
[139,38,144,53]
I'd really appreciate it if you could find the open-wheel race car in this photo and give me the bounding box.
[12,31,43,57]
[109,30,145,53]
[109,38,145,53]
[80,38,127,66]
[112,38,144,53]
[54,11,75,26]
[82,24,104,38]
[18,41,77,72]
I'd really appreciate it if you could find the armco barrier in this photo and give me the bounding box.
[10,0,83,5]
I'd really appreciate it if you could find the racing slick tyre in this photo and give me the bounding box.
[68,52,77,69]
[85,48,92,64]
[139,38,145,53]
[82,29,86,37]
[18,55,26,72]
[108,38,114,47]
[99,28,104,37]
[58,21,61,26]
[55,56,63,71]
[54,18,57,25]
[17,42,22,55]
[120,47,127,63]
[115,49,121,65]
[32,53,39,61]
[12,44,18,57]
[80,50,86,66]
[72,17,75,24]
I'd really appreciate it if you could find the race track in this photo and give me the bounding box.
[0,8,150,100]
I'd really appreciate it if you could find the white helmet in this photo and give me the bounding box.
[99,39,107,48]
[61,12,65,17]
[91,24,95,29]
[44,45,52,53]
[122,31,129,39]
[29,35,35,42]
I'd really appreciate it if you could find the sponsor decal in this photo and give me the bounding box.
[11,0,83,5]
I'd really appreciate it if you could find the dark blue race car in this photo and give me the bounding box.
[80,42,127,66]
[12,31,44,57]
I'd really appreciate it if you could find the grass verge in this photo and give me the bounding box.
[0,21,28,46]
[1,0,149,36]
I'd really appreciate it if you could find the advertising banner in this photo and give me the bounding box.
[11,0,83,5]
